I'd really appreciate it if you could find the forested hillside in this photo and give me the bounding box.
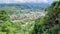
[0,0,60,34]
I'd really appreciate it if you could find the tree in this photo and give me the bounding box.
[0,10,15,34]
[32,1,60,34]
[0,10,9,22]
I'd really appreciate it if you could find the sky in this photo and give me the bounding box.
[0,0,53,4]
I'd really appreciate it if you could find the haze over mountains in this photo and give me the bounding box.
[0,3,50,8]
[0,0,53,9]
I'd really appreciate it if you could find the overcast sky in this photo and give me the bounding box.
[0,0,53,3]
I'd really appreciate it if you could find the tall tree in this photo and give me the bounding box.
[32,1,60,34]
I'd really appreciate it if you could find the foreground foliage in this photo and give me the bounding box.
[32,1,60,34]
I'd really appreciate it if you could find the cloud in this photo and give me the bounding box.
[0,0,14,3]
[15,0,49,3]
[0,0,52,3]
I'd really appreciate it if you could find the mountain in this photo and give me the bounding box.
[0,3,50,9]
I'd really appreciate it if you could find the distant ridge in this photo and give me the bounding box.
[0,3,50,6]
[0,3,50,9]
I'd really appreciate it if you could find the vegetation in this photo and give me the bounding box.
[32,1,60,34]
[0,1,60,34]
